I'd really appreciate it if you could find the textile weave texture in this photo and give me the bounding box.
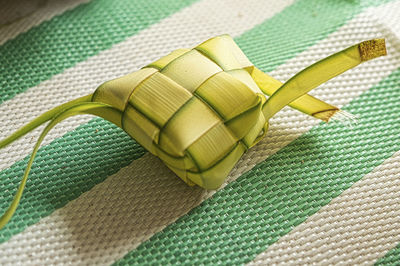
[0,0,399,265]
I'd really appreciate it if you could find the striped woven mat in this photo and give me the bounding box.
[0,0,399,264]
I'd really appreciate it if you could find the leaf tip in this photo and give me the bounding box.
[358,39,387,61]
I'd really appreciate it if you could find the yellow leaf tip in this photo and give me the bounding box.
[358,39,387,61]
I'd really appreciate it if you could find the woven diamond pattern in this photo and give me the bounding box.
[95,35,268,189]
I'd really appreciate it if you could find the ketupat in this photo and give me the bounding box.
[0,35,386,229]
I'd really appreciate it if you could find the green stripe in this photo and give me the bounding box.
[238,0,393,73]
[375,243,400,265]
[115,68,400,265]
[0,0,197,105]
[0,119,146,243]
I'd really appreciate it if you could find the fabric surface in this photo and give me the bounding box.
[0,0,399,265]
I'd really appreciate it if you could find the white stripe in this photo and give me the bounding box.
[1,2,399,264]
[0,0,294,173]
[0,0,91,45]
[248,151,400,266]
[0,0,295,264]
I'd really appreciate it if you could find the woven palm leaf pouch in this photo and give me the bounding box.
[0,34,386,228]
[94,35,271,189]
